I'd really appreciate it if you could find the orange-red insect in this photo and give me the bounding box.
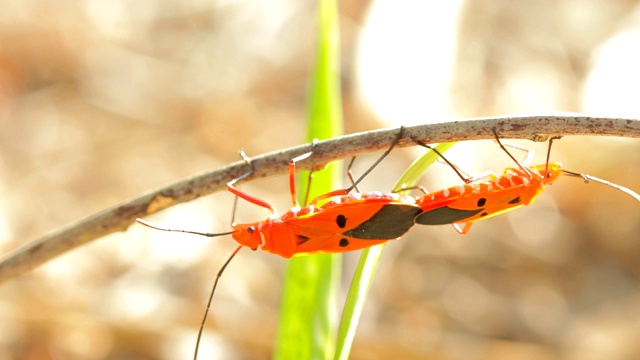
[136,128,420,359]
[409,132,640,234]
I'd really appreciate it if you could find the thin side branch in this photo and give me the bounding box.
[1,115,639,283]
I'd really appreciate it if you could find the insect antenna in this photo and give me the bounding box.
[136,219,234,237]
[561,170,640,202]
[540,136,640,201]
[136,218,238,360]
[193,245,242,360]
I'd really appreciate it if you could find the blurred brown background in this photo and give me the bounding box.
[1,1,640,359]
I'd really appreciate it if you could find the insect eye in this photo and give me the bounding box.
[247,226,255,234]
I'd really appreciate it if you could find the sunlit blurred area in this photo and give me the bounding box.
[1,1,639,359]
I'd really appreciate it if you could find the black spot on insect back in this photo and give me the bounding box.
[336,214,347,228]
[477,198,487,207]
[339,238,349,247]
[508,196,521,204]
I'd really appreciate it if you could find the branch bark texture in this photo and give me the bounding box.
[1,115,639,283]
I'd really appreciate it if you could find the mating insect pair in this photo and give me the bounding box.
[137,129,639,359]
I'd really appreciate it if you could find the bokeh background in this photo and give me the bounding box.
[1,1,640,359]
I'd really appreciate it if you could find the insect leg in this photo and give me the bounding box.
[452,221,473,234]
[544,136,562,179]
[410,136,471,183]
[491,129,534,178]
[498,141,535,166]
[309,127,406,205]
[346,126,405,192]
[226,151,277,214]
[345,156,359,192]
[288,141,317,208]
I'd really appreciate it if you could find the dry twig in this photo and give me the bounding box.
[1,114,639,283]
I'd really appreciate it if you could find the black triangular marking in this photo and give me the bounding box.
[341,204,422,240]
[508,196,521,204]
[297,235,310,245]
[415,206,485,225]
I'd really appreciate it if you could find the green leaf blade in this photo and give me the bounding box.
[334,142,456,360]
[274,0,343,359]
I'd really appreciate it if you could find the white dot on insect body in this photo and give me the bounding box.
[259,231,266,247]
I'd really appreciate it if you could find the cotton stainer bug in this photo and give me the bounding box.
[136,127,422,359]
[406,131,640,234]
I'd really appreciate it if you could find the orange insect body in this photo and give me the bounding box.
[412,132,637,234]
[137,129,639,359]
[415,162,563,234]
[137,129,413,360]
[230,192,421,258]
